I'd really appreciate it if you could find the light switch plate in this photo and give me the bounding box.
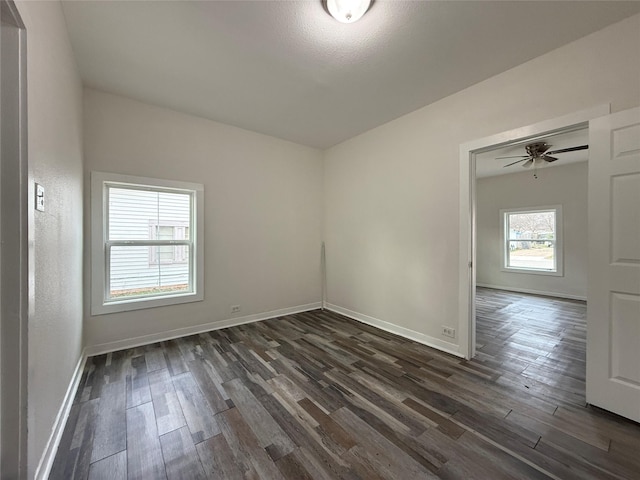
[35,183,45,211]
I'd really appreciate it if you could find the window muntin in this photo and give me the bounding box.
[92,172,204,315]
[501,206,563,276]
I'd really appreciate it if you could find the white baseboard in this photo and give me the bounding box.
[476,283,586,301]
[326,304,463,358]
[35,348,88,480]
[85,302,322,356]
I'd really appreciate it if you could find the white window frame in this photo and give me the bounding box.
[91,171,204,315]
[500,205,563,277]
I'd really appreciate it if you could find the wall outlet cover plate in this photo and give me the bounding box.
[35,183,45,211]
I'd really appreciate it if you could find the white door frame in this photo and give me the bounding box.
[1,0,29,477]
[457,104,610,360]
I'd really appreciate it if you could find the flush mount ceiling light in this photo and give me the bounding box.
[323,0,372,24]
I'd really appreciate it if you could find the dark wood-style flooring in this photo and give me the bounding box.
[51,288,640,479]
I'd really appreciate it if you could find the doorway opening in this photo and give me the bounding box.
[457,105,610,360]
[472,127,589,390]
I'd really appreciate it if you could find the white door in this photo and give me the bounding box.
[587,107,640,422]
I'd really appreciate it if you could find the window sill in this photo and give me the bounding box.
[91,290,203,316]
[501,267,564,277]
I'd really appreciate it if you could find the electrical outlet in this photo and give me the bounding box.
[442,326,456,338]
[231,305,241,314]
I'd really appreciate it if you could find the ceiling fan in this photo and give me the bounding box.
[499,141,588,169]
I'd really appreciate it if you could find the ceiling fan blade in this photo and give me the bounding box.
[503,157,531,167]
[522,159,533,168]
[542,155,558,163]
[496,155,528,160]
[546,144,588,155]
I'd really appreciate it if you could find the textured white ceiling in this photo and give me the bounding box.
[61,1,640,149]
[475,128,589,178]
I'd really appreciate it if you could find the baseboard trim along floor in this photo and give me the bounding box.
[35,348,88,480]
[326,303,463,358]
[476,283,587,301]
[85,302,322,357]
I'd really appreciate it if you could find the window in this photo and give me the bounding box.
[501,206,563,276]
[91,172,204,315]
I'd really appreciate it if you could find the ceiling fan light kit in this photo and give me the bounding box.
[498,141,589,178]
[324,0,372,23]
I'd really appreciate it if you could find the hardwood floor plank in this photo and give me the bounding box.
[217,407,286,480]
[148,368,187,436]
[506,408,610,451]
[86,355,108,401]
[164,340,188,376]
[340,396,445,474]
[50,399,99,480]
[275,450,315,480]
[288,447,339,480]
[49,402,82,479]
[145,347,168,373]
[88,451,127,480]
[159,426,206,480]
[331,406,438,479]
[435,430,552,480]
[126,355,152,408]
[196,434,245,480]
[231,341,276,381]
[258,391,356,478]
[452,399,541,449]
[298,397,356,451]
[534,439,621,480]
[73,365,92,405]
[172,372,221,443]
[107,350,132,384]
[187,358,229,413]
[402,397,466,439]
[126,402,167,480]
[91,380,126,463]
[326,368,428,435]
[222,377,295,459]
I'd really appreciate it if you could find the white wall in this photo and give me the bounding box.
[14,0,84,476]
[324,14,640,352]
[83,90,323,349]
[476,162,588,299]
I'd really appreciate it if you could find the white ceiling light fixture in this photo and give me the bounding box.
[324,0,372,23]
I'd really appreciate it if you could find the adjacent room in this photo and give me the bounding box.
[1,1,639,479]
[474,129,590,410]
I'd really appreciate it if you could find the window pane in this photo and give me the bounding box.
[108,187,191,241]
[109,245,190,299]
[508,240,555,270]
[158,192,191,225]
[507,211,555,241]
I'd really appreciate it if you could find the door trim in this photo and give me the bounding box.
[0,0,29,477]
[457,104,610,360]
